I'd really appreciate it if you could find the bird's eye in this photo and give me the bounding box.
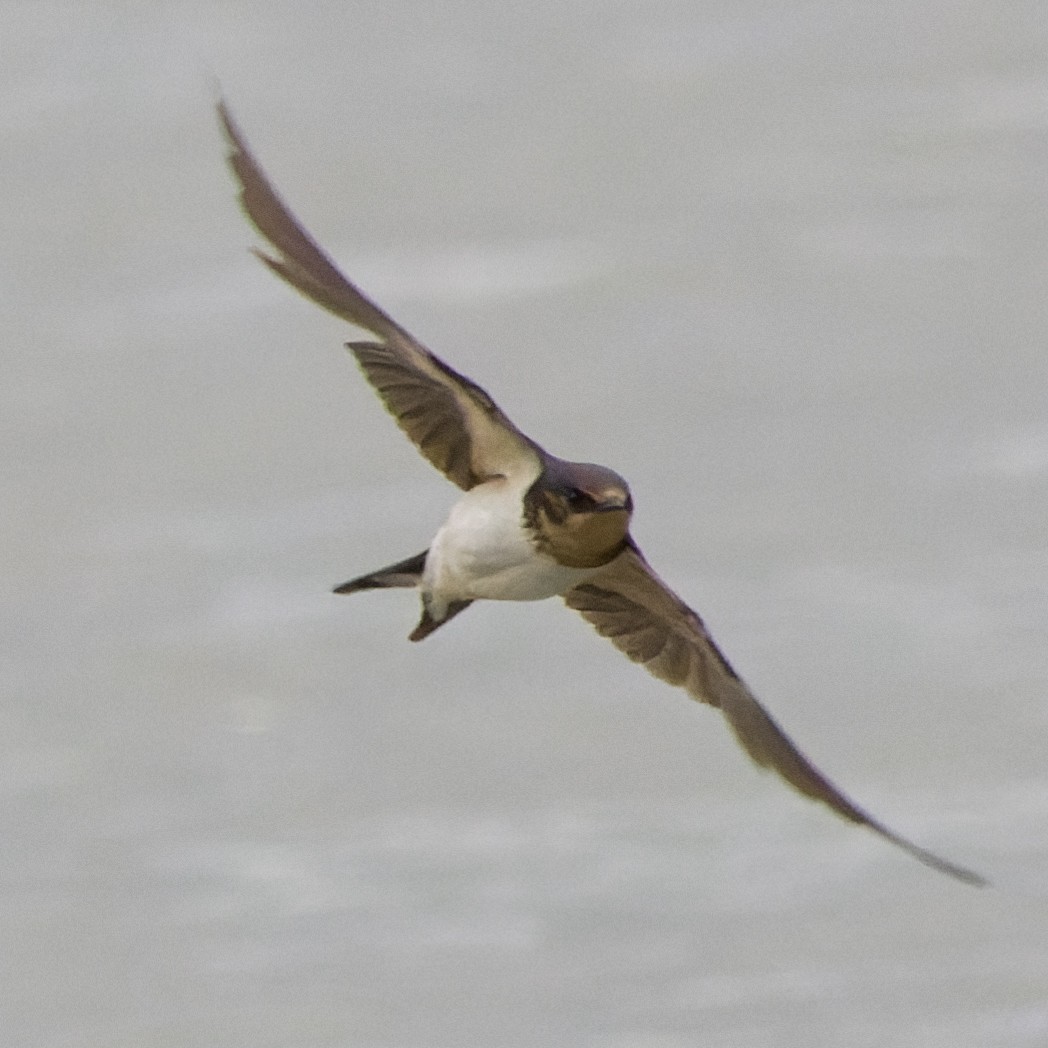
[564,487,592,508]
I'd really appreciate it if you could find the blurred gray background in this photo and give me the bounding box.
[4,2,1048,1045]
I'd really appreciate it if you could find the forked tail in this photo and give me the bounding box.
[333,551,428,594]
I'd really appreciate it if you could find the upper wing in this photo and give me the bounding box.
[565,543,986,886]
[218,100,542,490]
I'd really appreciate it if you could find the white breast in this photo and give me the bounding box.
[423,477,596,611]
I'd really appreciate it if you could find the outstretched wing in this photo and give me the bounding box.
[565,543,986,886]
[218,100,542,490]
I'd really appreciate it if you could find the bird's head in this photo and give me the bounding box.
[526,459,633,568]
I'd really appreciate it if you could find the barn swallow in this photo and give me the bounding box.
[218,101,985,886]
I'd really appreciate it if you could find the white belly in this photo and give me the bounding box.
[423,480,596,610]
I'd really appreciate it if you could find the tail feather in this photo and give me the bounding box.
[332,549,473,641]
[333,551,427,594]
[410,599,473,641]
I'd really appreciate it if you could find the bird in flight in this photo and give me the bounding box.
[218,101,984,887]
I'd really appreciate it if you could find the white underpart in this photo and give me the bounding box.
[422,475,598,617]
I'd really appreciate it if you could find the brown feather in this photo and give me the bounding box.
[566,544,986,886]
[218,100,542,491]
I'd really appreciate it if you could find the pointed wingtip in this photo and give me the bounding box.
[913,848,990,888]
[215,94,240,146]
[869,820,989,888]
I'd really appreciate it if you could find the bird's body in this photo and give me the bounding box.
[219,101,985,887]
[425,475,596,608]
